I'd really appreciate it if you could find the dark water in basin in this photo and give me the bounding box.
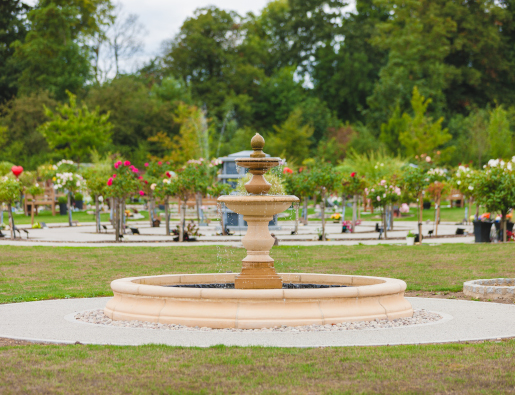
[163,283,349,289]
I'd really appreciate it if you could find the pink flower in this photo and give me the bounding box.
[114,163,119,169]
[377,196,381,201]
[113,174,116,178]
[124,161,130,166]
[166,162,170,165]
[138,176,143,180]
[107,178,113,186]
[144,163,149,167]
[400,203,409,213]
[158,161,162,165]
[380,180,386,186]
[426,156,431,163]
[139,190,145,196]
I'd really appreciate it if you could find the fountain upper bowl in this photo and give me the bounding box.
[218,195,299,216]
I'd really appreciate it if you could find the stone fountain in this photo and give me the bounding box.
[104,134,413,329]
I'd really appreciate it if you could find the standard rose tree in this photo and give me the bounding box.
[341,172,367,231]
[472,158,515,242]
[367,180,402,239]
[0,177,22,239]
[53,161,84,226]
[105,160,142,242]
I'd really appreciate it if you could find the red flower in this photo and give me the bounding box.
[166,171,171,178]
[144,180,148,184]
[283,167,293,174]
[107,178,113,186]
[351,172,356,177]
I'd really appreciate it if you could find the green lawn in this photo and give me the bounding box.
[1,341,514,394]
[1,243,515,393]
[1,244,514,304]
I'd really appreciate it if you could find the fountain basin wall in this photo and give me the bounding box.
[105,273,413,329]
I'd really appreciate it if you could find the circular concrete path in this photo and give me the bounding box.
[0,297,513,347]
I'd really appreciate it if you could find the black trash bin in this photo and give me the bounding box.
[473,221,493,243]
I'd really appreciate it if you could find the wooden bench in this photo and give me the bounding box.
[449,189,464,208]
[170,197,219,209]
[25,186,64,216]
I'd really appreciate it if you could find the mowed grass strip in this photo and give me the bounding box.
[0,341,515,394]
[1,244,515,303]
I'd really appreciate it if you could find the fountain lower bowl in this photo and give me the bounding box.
[104,273,413,329]
[218,195,299,216]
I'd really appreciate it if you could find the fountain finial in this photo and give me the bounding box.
[250,133,266,158]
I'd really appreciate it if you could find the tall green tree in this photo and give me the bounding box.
[267,109,314,162]
[368,0,512,125]
[39,91,112,163]
[398,87,453,158]
[312,0,389,123]
[488,105,512,160]
[0,0,31,104]
[11,0,113,99]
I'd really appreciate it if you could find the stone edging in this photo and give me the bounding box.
[463,278,515,300]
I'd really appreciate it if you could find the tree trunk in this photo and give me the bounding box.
[294,202,299,235]
[502,210,507,243]
[352,194,357,231]
[0,204,3,230]
[418,192,423,244]
[149,198,154,227]
[341,195,346,222]
[435,192,441,236]
[121,199,126,235]
[196,192,201,225]
[383,205,388,240]
[303,196,308,225]
[67,192,72,227]
[179,199,185,242]
[114,198,120,242]
[7,203,14,239]
[321,188,326,241]
[30,195,34,226]
[95,196,100,233]
[165,196,170,235]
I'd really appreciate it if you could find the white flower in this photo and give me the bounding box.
[76,181,80,187]
[98,196,104,202]
[457,181,461,185]
[426,156,431,162]
[151,183,156,191]
[468,186,474,191]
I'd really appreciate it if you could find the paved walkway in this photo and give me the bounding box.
[0,297,512,347]
[0,221,474,247]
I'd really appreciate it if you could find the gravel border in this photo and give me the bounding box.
[74,308,442,332]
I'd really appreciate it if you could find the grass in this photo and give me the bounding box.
[1,243,515,304]
[1,341,515,394]
[1,243,515,393]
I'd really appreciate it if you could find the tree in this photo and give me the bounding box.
[53,160,85,226]
[11,0,113,99]
[472,159,515,242]
[400,165,429,241]
[267,110,314,162]
[39,91,113,164]
[0,91,58,169]
[488,105,512,160]
[0,0,31,104]
[0,176,22,239]
[367,179,402,239]
[308,162,340,241]
[399,87,453,158]
[92,2,145,81]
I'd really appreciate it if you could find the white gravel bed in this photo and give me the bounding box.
[75,309,442,332]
